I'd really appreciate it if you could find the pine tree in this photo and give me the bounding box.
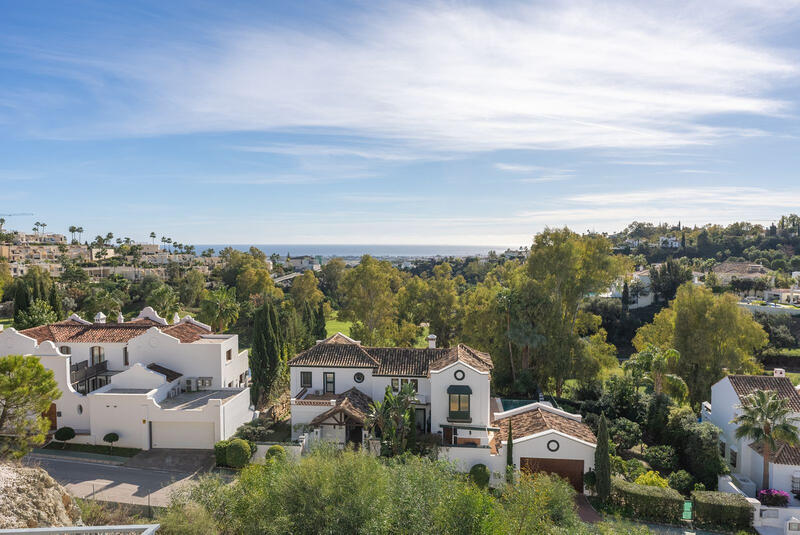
[595,413,611,502]
[48,284,62,320]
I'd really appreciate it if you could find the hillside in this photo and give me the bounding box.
[0,463,82,528]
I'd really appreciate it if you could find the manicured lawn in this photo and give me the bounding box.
[326,310,353,337]
[0,317,13,329]
[44,441,142,458]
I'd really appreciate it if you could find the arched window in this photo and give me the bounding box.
[90,346,105,366]
[59,346,71,355]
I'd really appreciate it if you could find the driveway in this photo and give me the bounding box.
[124,448,215,473]
[24,455,198,507]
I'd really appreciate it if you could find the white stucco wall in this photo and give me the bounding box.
[429,361,491,433]
[512,431,596,473]
[289,366,375,396]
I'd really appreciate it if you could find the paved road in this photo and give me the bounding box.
[24,455,197,506]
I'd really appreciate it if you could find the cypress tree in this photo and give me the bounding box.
[314,302,327,340]
[13,283,31,324]
[505,420,514,483]
[621,281,630,314]
[595,412,611,502]
[301,301,315,349]
[249,304,269,405]
[48,284,62,320]
[265,301,284,397]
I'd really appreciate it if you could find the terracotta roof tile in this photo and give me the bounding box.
[20,318,211,344]
[288,343,378,368]
[750,440,800,465]
[727,375,800,412]
[491,407,596,451]
[310,388,373,425]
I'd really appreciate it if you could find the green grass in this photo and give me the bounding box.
[0,317,13,329]
[325,310,353,337]
[44,441,142,458]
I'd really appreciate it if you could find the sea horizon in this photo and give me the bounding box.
[189,244,519,258]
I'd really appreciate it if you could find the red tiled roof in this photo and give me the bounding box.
[288,335,493,376]
[20,318,211,344]
[750,440,800,465]
[310,388,373,425]
[727,375,800,412]
[491,407,596,451]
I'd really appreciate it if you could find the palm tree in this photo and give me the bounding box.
[68,225,77,243]
[365,383,416,455]
[40,222,47,236]
[623,344,687,401]
[0,218,5,232]
[199,287,240,332]
[150,232,156,244]
[76,227,84,243]
[733,390,800,490]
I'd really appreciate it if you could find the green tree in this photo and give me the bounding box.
[595,413,611,502]
[366,383,416,456]
[103,432,119,454]
[506,420,514,483]
[0,260,11,298]
[339,255,400,345]
[200,287,240,332]
[318,257,346,306]
[12,282,31,324]
[0,355,61,459]
[178,269,207,307]
[146,285,181,319]
[623,344,687,401]
[733,390,800,491]
[650,258,692,303]
[314,302,327,341]
[290,271,324,311]
[15,299,58,329]
[634,283,766,405]
[422,263,462,347]
[48,283,63,320]
[249,302,284,405]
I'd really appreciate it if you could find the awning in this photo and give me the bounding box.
[447,385,472,395]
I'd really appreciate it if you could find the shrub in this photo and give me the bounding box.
[645,393,673,443]
[634,471,669,488]
[667,470,694,496]
[584,469,597,492]
[599,376,648,423]
[267,444,286,461]
[667,407,726,489]
[624,459,646,482]
[102,432,119,454]
[468,463,490,489]
[225,438,252,469]
[609,418,642,451]
[157,502,220,535]
[759,488,790,507]
[692,490,753,532]
[54,427,75,448]
[610,477,683,524]
[213,440,229,466]
[644,445,677,474]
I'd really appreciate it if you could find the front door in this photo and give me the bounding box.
[415,408,426,433]
[347,425,363,446]
[44,403,57,430]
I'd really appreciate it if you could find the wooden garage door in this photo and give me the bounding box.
[520,457,584,493]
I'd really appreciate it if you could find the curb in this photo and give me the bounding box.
[28,451,128,465]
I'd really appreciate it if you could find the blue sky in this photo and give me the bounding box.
[2,0,800,247]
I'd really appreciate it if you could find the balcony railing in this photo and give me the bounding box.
[70,360,108,384]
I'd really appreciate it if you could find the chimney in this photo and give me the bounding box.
[117,312,124,323]
[775,368,786,378]
[427,334,437,349]
[94,311,107,324]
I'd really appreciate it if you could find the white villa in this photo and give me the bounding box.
[288,332,597,491]
[702,372,800,497]
[0,307,255,450]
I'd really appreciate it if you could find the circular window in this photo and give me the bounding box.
[454,370,465,381]
[354,372,365,383]
[547,439,560,452]
[77,404,83,415]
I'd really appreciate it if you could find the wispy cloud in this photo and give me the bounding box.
[11,1,799,152]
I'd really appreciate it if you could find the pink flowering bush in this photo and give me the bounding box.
[759,489,790,506]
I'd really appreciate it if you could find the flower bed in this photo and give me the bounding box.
[759,488,790,507]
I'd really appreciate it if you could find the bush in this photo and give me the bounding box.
[102,432,120,453]
[624,459,646,482]
[599,376,648,423]
[666,407,726,489]
[645,394,673,443]
[644,445,677,474]
[634,471,669,488]
[213,440,229,466]
[692,490,753,531]
[609,418,642,451]
[225,438,252,469]
[667,470,694,496]
[157,502,220,535]
[267,444,286,461]
[759,488,790,507]
[610,477,683,524]
[54,427,75,447]
[468,463,490,489]
[584,469,597,492]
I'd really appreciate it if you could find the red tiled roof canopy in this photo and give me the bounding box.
[491,407,596,451]
[727,375,800,412]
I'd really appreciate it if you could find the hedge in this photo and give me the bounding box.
[691,490,752,532]
[226,438,252,469]
[469,463,490,489]
[214,440,230,466]
[610,478,683,524]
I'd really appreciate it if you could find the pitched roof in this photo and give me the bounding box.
[146,363,183,383]
[288,337,493,376]
[491,407,596,450]
[727,375,800,412]
[310,388,373,425]
[20,317,211,344]
[750,440,800,465]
